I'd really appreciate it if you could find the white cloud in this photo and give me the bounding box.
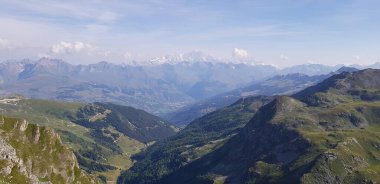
[232,48,249,59]
[46,41,114,63]
[50,41,94,54]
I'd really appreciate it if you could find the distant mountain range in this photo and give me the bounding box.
[0,58,378,116]
[2,57,380,184]
[0,58,278,114]
[164,67,360,127]
[119,68,380,184]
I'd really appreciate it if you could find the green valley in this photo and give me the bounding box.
[0,97,177,183]
[118,96,273,183]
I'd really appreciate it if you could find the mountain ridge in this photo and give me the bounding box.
[0,58,371,116]
[119,68,380,184]
[0,58,280,114]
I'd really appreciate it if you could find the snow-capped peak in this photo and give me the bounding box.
[147,51,220,65]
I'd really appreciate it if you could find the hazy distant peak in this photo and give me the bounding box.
[271,72,309,79]
[91,60,115,67]
[280,63,342,75]
[334,66,359,74]
[35,57,69,66]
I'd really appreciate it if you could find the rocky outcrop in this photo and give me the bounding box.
[0,116,97,184]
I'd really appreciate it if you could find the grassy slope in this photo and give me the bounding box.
[0,99,145,183]
[297,101,380,183]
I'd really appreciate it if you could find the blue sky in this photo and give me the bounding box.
[0,0,379,66]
